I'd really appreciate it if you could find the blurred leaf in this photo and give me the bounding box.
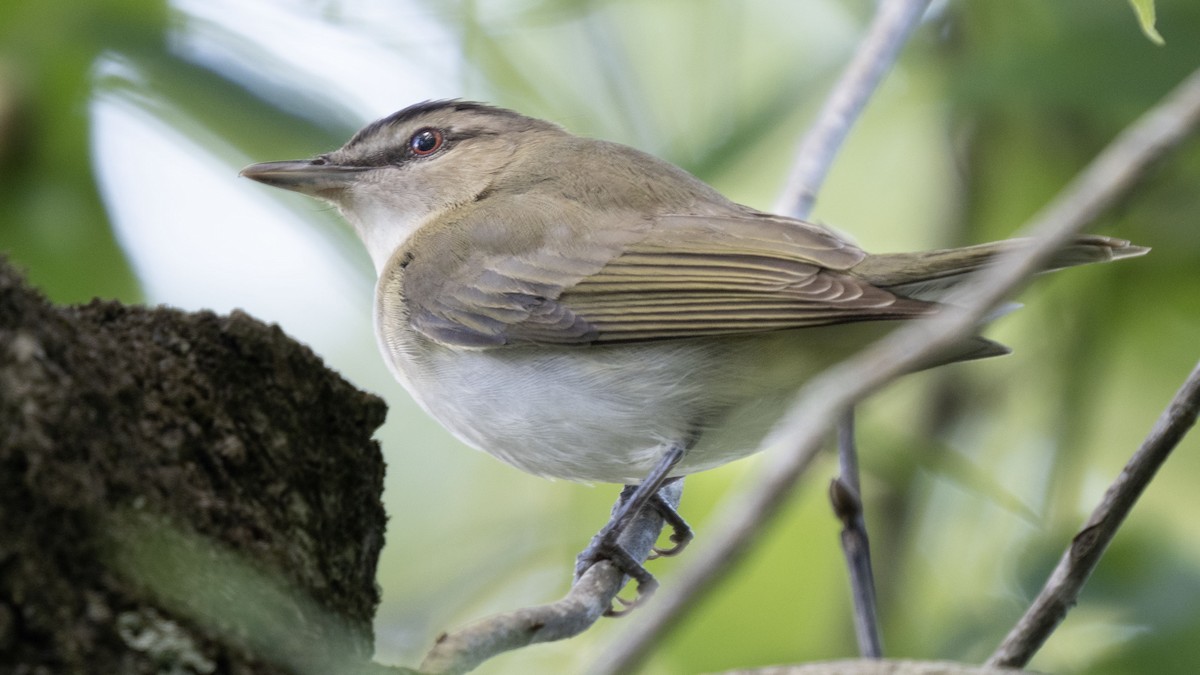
[5,1,1200,673]
[1128,0,1166,45]
[0,0,172,303]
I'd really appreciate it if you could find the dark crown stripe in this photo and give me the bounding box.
[346,100,518,148]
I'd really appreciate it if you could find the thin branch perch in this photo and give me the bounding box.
[987,360,1200,668]
[418,482,682,674]
[779,0,935,655]
[774,0,933,220]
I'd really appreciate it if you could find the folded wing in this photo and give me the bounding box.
[399,206,937,348]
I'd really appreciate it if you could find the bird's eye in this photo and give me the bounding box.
[409,128,444,156]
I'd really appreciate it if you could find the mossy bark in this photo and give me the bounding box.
[0,257,398,674]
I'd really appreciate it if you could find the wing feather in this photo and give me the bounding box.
[397,206,935,348]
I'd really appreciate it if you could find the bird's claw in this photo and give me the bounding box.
[572,446,690,617]
[648,526,696,557]
[604,575,658,617]
[646,492,694,559]
[576,537,661,618]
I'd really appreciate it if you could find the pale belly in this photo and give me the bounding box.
[379,324,889,484]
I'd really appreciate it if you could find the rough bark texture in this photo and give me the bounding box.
[0,257,393,674]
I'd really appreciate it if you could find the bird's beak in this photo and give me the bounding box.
[239,160,369,196]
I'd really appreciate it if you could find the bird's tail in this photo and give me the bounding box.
[851,235,1149,301]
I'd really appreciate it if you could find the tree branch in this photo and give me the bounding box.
[594,63,1200,675]
[778,0,934,655]
[830,476,883,657]
[986,360,1200,668]
[773,0,933,220]
[727,659,1034,675]
[418,482,682,675]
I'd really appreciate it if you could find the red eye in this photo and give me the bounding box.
[410,128,444,156]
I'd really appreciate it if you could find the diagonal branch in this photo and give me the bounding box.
[594,63,1200,675]
[418,482,682,675]
[774,0,933,220]
[987,360,1200,668]
[780,0,934,657]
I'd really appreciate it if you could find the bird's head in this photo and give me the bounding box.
[241,100,565,271]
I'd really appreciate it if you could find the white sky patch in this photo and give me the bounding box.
[169,0,462,121]
[88,0,466,356]
[89,84,371,354]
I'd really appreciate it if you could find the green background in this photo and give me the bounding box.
[3,1,1199,673]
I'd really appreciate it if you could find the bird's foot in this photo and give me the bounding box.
[575,532,660,616]
[572,450,691,617]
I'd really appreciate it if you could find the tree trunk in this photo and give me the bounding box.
[0,256,401,674]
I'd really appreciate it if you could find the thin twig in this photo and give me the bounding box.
[830,483,883,658]
[829,478,884,658]
[594,63,1200,675]
[781,0,935,655]
[833,410,883,658]
[726,659,1035,674]
[773,0,933,220]
[986,360,1200,668]
[836,410,862,496]
[418,482,682,675]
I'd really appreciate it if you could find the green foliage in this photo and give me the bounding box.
[2,0,1198,673]
[1129,0,1166,45]
[0,0,170,301]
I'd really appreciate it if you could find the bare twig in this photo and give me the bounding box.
[830,477,883,658]
[836,410,863,497]
[833,409,883,658]
[419,482,682,675]
[725,659,1035,675]
[779,0,935,654]
[986,360,1200,668]
[773,0,933,220]
[595,64,1200,675]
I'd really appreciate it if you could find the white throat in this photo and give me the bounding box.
[340,199,430,275]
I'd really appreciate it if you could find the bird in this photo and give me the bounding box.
[241,99,1147,610]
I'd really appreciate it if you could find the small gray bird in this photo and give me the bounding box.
[241,100,1146,609]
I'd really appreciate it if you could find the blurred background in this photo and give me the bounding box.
[2,0,1199,672]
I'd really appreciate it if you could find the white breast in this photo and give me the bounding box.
[374,298,880,484]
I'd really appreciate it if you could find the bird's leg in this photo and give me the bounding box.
[574,443,687,616]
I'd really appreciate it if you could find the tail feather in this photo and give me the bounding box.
[853,235,1148,301]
